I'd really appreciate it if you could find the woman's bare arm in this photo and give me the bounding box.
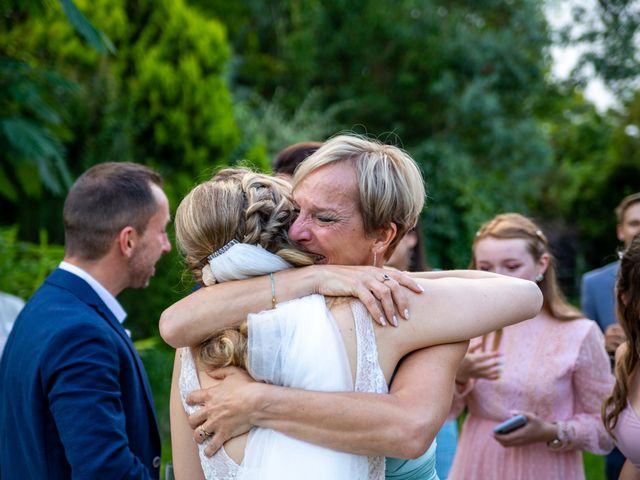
[384,275,542,355]
[187,343,467,459]
[160,265,423,347]
[620,460,640,480]
[170,351,206,480]
[408,269,510,280]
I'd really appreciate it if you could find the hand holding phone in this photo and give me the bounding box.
[492,414,528,435]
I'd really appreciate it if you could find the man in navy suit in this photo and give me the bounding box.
[580,191,640,480]
[0,162,171,479]
[581,192,640,351]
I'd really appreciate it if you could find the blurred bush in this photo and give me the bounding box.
[0,226,64,300]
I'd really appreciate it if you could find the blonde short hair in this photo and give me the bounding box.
[293,134,425,257]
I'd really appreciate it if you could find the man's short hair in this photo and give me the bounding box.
[272,142,323,176]
[63,162,163,260]
[615,192,640,223]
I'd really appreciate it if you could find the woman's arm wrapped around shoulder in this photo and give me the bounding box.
[160,265,423,347]
[187,343,467,460]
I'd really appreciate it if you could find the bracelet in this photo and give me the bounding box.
[547,436,562,449]
[269,272,277,309]
[546,422,566,450]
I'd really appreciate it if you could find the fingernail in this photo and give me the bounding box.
[392,315,398,327]
[404,308,410,320]
[379,316,387,326]
[418,285,425,292]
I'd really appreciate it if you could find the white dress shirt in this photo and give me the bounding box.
[59,261,127,324]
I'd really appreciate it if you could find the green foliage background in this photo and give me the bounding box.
[1,1,639,478]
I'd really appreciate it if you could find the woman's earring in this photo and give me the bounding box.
[535,273,544,283]
[373,251,377,267]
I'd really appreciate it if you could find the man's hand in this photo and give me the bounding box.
[605,324,626,354]
[186,367,257,456]
[456,343,503,384]
[492,411,556,447]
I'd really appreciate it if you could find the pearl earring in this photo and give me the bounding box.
[535,273,544,283]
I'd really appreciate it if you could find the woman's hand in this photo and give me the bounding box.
[186,367,258,456]
[456,343,503,384]
[313,265,424,327]
[492,411,557,447]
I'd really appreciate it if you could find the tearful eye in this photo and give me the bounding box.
[316,215,339,224]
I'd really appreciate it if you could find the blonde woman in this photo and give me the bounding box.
[169,167,542,479]
[449,213,614,480]
[603,234,640,480]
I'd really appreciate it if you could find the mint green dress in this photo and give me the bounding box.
[386,442,438,480]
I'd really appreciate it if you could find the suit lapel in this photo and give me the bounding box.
[45,269,159,424]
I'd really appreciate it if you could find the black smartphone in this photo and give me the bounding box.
[492,414,528,435]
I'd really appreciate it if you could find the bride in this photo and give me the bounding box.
[169,167,542,479]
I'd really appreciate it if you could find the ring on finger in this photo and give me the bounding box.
[382,273,392,282]
[198,426,213,438]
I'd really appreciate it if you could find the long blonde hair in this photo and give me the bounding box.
[175,168,313,371]
[603,234,640,437]
[472,213,582,321]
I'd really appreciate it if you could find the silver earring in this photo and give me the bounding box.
[535,273,544,283]
[373,251,377,267]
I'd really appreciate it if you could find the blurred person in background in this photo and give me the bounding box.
[582,193,640,354]
[0,291,24,360]
[582,192,640,480]
[449,213,613,480]
[602,233,640,480]
[272,141,322,181]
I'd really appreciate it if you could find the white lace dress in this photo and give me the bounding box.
[179,295,387,480]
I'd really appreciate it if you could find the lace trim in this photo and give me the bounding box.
[179,348,241,479]
[351,301,387,480]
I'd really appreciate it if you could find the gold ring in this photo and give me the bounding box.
[199,426,212,438]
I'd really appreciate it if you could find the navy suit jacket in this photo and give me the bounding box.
[0,268,161,479]
[580,261,619,332]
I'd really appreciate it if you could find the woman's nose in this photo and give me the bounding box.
[289,215,311,242]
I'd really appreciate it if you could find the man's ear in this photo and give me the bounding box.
[617,223,625,243]
[373,222,398,258]
[117,226,138,258]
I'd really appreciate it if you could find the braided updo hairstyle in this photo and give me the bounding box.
[472,213,581,322]
[175,168,314,371]
[603,233,640,438]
